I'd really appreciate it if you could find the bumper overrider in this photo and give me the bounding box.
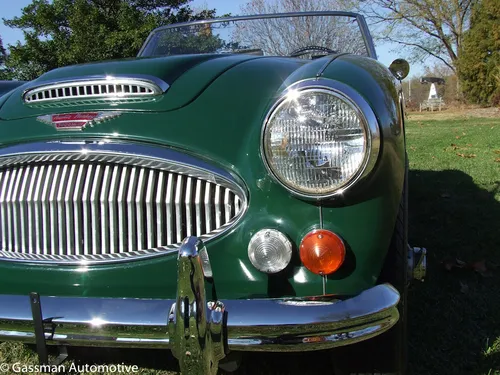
[0,237,400,373]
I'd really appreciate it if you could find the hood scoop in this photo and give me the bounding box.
[23,75,169,107]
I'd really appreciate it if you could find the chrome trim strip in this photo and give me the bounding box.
[23,75,170,104]
[261,78,381,200]
[0,284,399,351]
[0,141,248,265]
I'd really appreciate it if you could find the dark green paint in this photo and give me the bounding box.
[0,54,404,300]
[0,55,298,120]
[0,81,27,98]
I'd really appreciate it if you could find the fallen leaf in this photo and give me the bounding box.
[495,158,500,163]
[456,136,461,139]
[467,144,473,147]
[469,260,494,277]
[462,132,467,136]
[471,260,488,275]
[460,281,469,294]
[494,150,500,155]
[456,259,467,267]
[456,153,476,158]
[442,257,466,271]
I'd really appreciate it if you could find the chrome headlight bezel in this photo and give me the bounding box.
[261,79,381,200]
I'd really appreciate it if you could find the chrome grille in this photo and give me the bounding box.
[0,142,247,264]
[23,75,169,105]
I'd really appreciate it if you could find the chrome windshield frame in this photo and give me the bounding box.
[138,11,377,60]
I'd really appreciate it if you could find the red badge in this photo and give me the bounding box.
[37,112,121,131]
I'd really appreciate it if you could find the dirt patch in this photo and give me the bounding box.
[408,107,500,121]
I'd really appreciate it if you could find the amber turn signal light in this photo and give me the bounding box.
[299,229,346,275]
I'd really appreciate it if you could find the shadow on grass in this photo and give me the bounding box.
[73,347,178,370]
[25,345,334,375]
[408,169,500,375]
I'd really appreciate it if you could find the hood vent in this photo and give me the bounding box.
[23,75,169,105]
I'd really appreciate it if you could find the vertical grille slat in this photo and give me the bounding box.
[165,173,174,246]
[48,165,62,254]
[185,177,193,238]
[135,168,146,250]
[174,175,184,244]
[194,179,203,237]
[56,164,70,255]
[214,185,222,229]
[64,165,77,255]
[0,170,10,251]
[12,167,25,253]
[90,165,103,255]
[99,165,112,254]
[0,158,245,262]
[224,189,232,224]
[235,196,241,216]
[81,164,94,255]
[108,165,120,254]
[18,166,32,253]
[204,182,213,234]
[34,166,47,254]
[6,168,20,252]
[40,165,53,255]
[72,165,85,255]
[117,166,129,253]
[145,169,156,250]
[155,171,165,247]
[126,167,138,253]
[26,166,39,254]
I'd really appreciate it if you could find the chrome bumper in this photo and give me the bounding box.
[0,237,400,372]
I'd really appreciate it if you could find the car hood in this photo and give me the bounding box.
[0,54,289,120]
[0,81,27,98]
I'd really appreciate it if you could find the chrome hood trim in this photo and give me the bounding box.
[23,75,169,105]
[0,141,248,265]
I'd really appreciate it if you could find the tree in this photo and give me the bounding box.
[2,0,216,81]
[361,0,475,74]
[0,36,6,65]
[458,0,500,106]
[0,36,10,80]
[236,0,365,57]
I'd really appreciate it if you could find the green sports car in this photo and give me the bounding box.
[0,11,425,374]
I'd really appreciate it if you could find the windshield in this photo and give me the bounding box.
[139,12,374,59]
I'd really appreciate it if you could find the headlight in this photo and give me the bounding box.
[262,81,379,199]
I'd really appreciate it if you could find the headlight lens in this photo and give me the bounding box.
[263,88,370,197]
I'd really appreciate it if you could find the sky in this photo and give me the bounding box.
[0,0,425,77]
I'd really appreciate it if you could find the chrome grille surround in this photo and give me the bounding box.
[23,75,169,105]
[0,141,247,264]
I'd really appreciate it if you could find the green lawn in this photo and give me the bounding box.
[407,113,500,375]
[0,113,499,374]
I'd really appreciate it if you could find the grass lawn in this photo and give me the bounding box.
[407,111,500,375]
[0,111,499,374]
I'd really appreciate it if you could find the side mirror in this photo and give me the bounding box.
[389,59,410,80]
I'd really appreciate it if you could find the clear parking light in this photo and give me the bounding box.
[248,229,293,274]
[263,87,370,198]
